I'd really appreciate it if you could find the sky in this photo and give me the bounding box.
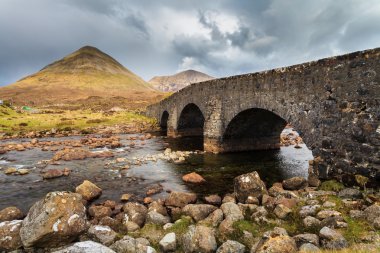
[0,0,379,86]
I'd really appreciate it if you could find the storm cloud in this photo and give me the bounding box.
[0,0,379,86]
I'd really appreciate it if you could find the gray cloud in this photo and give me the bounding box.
[0,0,379,86]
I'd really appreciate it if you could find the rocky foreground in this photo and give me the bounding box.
[1,171,379,253]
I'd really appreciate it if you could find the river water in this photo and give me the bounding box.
[0,132,313,212]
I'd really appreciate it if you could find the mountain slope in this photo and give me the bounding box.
[0,46,163,107]
[149,70,214,92]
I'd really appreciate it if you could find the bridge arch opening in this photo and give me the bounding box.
[177,103,205,137]
[160,111,169,134]
[221,108,287,152]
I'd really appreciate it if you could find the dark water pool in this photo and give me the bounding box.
[0,133,313,212]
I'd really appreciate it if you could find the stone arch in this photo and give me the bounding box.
[220,108,288,152]
[160,110,169,132]
[177,103,205,137]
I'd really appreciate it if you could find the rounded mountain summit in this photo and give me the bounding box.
[0,46,164,107]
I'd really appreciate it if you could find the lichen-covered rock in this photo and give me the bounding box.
[159,232,176,252]
[254,227,297,253]
[282,177,308,190]
[338,188,362,199]
[303,216,321,229]
[363,204,380,223]
[182,204,218,222]
[123,202,148,227]
[319,227,348,250]
[316,210,342,220]
[20,191,88,248]
[52,241,116,253]
[293,233,319,247]
[0,220,23,251]
[75,180,102,201]
[202,209,224,227]
[299,243,321,252]
[182,225,217,253]
[299,205,321,218]
[234,171,267,203]
[0,206,23,222]
[274,204,292,219]
[217,240,245,253]
[110,235,155,253]
[165,192,197,208]
[87,225,117,246]
[146,211,171,225]
[220,202,244,221]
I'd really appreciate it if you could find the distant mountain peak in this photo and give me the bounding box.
[149,69,214,92]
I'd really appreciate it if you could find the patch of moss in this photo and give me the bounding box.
[319,180,345,192]
[167,216,193,236]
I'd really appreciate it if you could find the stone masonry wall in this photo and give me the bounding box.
[146,48,380,185]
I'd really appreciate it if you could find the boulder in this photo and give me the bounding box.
[88,205,112,219]
[293,233,319,247]
[87,225,117,246]
[204,194,222,206]
[110,235,155,253]
[159,232,176,252]
[303,216,321,229]
[299,205,321,218]
[182,225,217,253]
[182,172,206,184]
[338,188,362,199]
[52,241,116,253]
[146,211,171,225]
[316,210,342,220]
[299,243,321,252]
[234,171,267,203]
[0,220,23,251]
[182,204,218,222]
[273,204,292,219]
[76,180,102,201]
[216,240,245,253]
[123,202,148,227]
[0,206,23,222]
[165,192,197,208]
[20,191,88,248]
[220,202,244,221]
[282,177,308,190]
[254,227,297,253]
[202,209,224,227]
[319,227,348,250]
[363,204,380,223]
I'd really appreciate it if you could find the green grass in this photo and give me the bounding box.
[0,105,156,135]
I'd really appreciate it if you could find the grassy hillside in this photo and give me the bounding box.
[0,46,165,108]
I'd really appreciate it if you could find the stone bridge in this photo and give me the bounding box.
[146,48,380,185]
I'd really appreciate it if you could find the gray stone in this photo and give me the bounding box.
[183,204,218,222]
[159,232,176,252]
[303,216,321,229]
[316,210,341,220]
[299,205,321,218]
[87,225,117,246]
[293,233,319,247]
[52,241,116,253]
[349,210,364,219]
[148,201,168,216]
[373,217,380,230]
[234,171,268,203]
[110,235,155,253]
[319,227,348,249]
[282,177,308,190]
[202,209,224,227]
[220,202,244,221]
[182,225,217,253]
[146,211,171,225]
[20,191,88,248]
[273,204,292,219]
[363,204,380,223]
[123,202,148,227]
[299,243,321,252]
[216,240,245,253]
[338,188,362,199]
[320,216,346,229]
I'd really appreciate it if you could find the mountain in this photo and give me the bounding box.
[0,46,164,108]
[148,70,214,92]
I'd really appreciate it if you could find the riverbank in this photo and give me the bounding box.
[1,171,379,252]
